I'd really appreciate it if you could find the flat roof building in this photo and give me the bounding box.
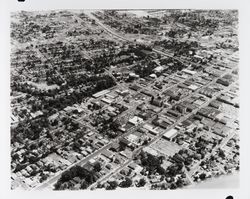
[101,97,113,104]
[143,146,158,157]
[162,128,178,141]
[129,116,144,126]
[143,124,159,135]
[182,69,197,76]
[92,89,110,98]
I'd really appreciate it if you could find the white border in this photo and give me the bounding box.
[1,0,250,199]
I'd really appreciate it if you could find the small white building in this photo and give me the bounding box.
[129,116,144,126]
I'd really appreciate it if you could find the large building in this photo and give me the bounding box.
[162,128,178,141]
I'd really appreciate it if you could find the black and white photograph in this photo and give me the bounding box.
[10,8,240,191]
[1,0,250,198]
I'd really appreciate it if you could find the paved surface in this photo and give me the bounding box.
[34,10,238,190]
[35,143,112,190]
[86,67,237,189]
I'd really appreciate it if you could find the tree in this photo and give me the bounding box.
[184,157,193,166]
[176,178,184,188]
[106,181,118,190]
[137,178,146,187]
[12,153,19,161]
[120,177,133,188]
[218,149,226,159]
[39,173,48,183]
[93,162,102,172]
[54,180,62,190]
[80,180,88,189]
[157,166,166,175]
[110,119,120,131]
[199,173,206,180]
[61,170,73,182]
[119,140,127,151]
[170,182,177,190]
[142,139,148,145]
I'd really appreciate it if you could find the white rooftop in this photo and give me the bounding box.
[182,69,197,75]
[129,116,143,126]
[163,128,178,139]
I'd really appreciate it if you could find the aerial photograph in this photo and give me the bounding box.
[10,9,239,190]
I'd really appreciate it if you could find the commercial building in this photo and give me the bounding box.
[143,146,158,157]
[128,116,144,126]
[162,128,178,141]
[92,89,110,98]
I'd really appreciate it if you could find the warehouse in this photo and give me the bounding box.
[162,128,178,141]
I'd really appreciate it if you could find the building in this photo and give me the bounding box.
[216,78,230,87]
[101,97,113,104]
[143,124,159,135]
[101,150,114,160]
[150,96,163,107]
[92,89,110,98]
[188,84,199,91]
[143,146,158,157]
[128,116,144,126]
[162,128,178,141]
[182,69,197,76]
[153,66,164,73]
[125,134,139,145]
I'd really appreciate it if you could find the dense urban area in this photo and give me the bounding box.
[10,9,239,190]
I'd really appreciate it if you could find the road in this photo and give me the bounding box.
[85,66,237,189]
[88,160,131,190]
[188,127,237,176]
[35,142,112,190]
[34,11,237,190]
[83,10,207,69]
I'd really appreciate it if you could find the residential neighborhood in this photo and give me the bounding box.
[10,9,239,190]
